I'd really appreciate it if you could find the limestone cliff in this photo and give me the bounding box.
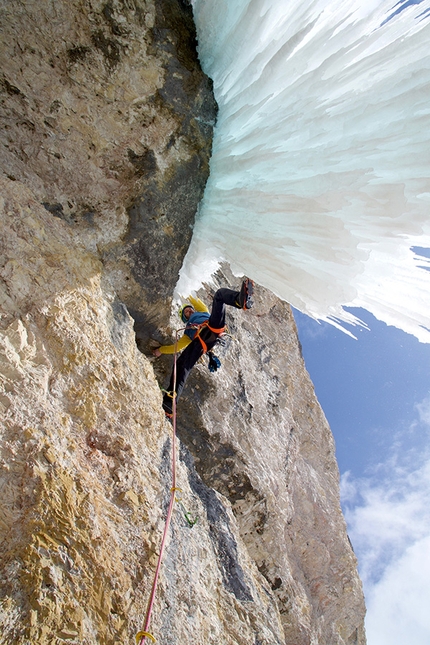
[0,1,366,644]
[176,268,366,645]
[0,0,216,331]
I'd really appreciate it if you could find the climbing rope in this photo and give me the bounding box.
[136,326,197,644]
[135,329,180,645]
[136,312,225,643]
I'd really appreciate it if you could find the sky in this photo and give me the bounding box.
[294,293,430,645]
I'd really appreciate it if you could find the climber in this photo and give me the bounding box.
[152,279,254,418]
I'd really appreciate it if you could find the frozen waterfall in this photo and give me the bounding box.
[177,0,430,341]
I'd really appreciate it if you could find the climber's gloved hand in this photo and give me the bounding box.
[149,339,162,358]
[208,353,221,373]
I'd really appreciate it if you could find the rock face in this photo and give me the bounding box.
[0,0,217,332]
[0,2,366,644]
[177,268,366,645]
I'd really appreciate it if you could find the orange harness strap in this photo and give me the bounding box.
[195,322,226,354]
[206,323,226,334]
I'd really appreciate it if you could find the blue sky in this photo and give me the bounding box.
[294,306,430,478]
[382,0,430,25]
[294,299,430,645]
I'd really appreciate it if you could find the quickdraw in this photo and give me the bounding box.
[175,496,199,527]
[135,632,156,643]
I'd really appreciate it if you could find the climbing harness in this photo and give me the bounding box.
[193,320,226,354]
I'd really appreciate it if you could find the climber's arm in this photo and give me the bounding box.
[189,296,209,313]
[156,334,191,355]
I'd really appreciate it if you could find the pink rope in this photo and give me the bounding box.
[138,330,181,645]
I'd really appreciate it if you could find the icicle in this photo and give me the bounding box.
[178,0,430,342]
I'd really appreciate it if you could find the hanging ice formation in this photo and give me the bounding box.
[177,0,430,342]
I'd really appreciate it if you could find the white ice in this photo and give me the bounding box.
[177,0,430,342]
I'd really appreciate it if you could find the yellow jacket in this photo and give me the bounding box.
[159,296,209,355]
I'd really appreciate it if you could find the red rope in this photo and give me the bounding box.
[137,330,182,645]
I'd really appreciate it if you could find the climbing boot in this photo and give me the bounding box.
[162,393,173,417]
[236,278,254,309]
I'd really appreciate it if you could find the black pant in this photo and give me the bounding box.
[162,288,240,413]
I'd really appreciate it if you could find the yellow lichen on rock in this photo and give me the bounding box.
[0,178,167,643]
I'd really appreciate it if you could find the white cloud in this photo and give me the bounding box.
[365,536,430,645]
[341,397,430,645]
[416,394,430,427]
[343,459,430,585]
